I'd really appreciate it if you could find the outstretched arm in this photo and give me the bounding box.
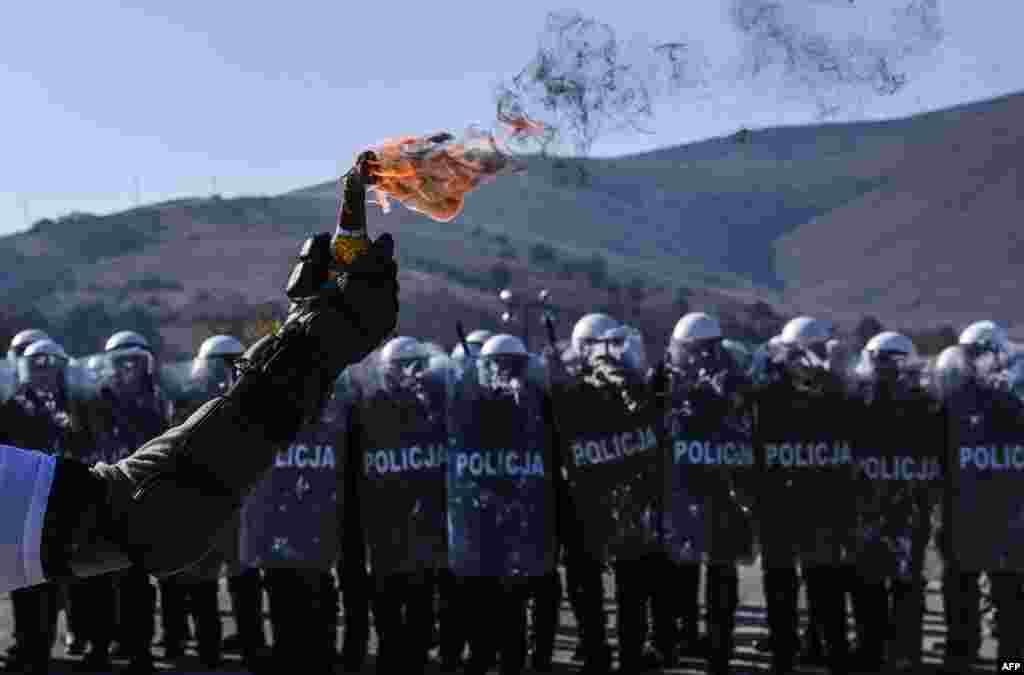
[0,166,401,593]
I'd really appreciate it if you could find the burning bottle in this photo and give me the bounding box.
[331,115,543,270]
[331,151,376,270]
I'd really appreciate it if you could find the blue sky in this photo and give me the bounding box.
[1,0,1021,235]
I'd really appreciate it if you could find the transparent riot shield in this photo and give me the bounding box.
[945,361,1024,572]
[354,352,450,576]
[752,346,857,567]
[551,334,662,564]
[0,359,15,404]
[847,361,943,582]
[239,387,345,569]
[663,361,756,566]
[446,352,556,578]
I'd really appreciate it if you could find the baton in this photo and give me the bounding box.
[455,320,473,357]
[543,314,559,351]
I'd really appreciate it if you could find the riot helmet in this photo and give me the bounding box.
[105,330,156,396]
[192,334,245,394]
[959,320,1009,375]
[379,336,430,392]
[8,329,50,366]
[780,316,834,364]
[477,334,529,400]
[571,313,620,363]
[859,331,916,382]
[105,331,151,353]
[668,312,723,372]
[18,339,68,394]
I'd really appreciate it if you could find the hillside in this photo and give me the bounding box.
[0,91,1021,358]
[775,93,1024,335]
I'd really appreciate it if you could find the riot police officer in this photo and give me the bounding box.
[752,316,853,675]
[553,314,672,674]
[7,329,51,367]
[0,339,91,675]
[663,312,757,675]
[847,332,941,672]
[160,335,247,669]
[935,321,1016,672]
[85,330,170,675]
[348,336,449,674]
[446,334,560,675]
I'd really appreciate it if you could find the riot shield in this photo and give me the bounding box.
[663,368,756,566]
[239,389,345,569]
[848,374,944,581]
[446,353,557,578]
[947,375,1024,572]
[553,365,662,564]
[159,359,199,410]
[0,360,15,403]
[752,352,856,567]
[354,354,450,576]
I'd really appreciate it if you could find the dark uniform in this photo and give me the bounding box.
[848,373,943,671]
[754,360,854,675]
[662,352,756,675]
[87,384,170,673]
[941,371,1024,671]
[447,380,560,675]
[552,364,671,674]
[349,364,449,675]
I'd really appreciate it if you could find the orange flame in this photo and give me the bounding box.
[361,115,545,223]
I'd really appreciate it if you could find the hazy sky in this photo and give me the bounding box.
[1,0,1021,235]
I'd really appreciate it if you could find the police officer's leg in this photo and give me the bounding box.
[706,563,740,675]
[338,559,369,672]
[890,576,925,669]
[991,571,1024,662]
[849,570,886,671]
[403,571,435,674]
[530,570,561,672]
[370,571,406,672]
[158,577,188,659]
[463,577,500,675]
[64,580,88,655]
[564,545,589,661]
[438,568,467,671]
[262,568,290,668]
[674,560,702,656]
[942,568,980,672]
[499,581,529,675]
[189,578,223,669]
[119,569,156,672]
[321,570,339,663]
[762,553,800,674]
[10,586,34,663]
[74,573,116,670]
[800,564,827,664]
[644,553,677,667]
[228,567,267,667]
[613,559,648,673]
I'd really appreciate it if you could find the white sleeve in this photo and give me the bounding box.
[0,445,57,593]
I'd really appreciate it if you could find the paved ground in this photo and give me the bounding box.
[0,554,1001,674]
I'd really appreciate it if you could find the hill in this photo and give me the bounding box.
[0,91,1021,358]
